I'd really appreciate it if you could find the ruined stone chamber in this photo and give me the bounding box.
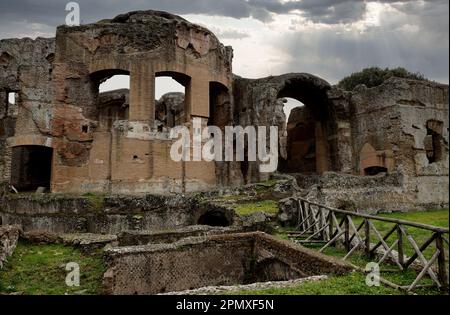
[103,232,351,295]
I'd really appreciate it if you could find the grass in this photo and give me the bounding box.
[233,200,279,216]
[0,241,105,295]
[230,272,405,295]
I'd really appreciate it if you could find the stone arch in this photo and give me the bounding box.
[275,74,335,174]
[197,208,233,227]
[8,135,54,148]
[155,71,191,124]
[88,69,131,122]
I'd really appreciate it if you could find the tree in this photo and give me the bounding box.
[338,67,429,91]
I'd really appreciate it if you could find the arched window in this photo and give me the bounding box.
[90,70,130,131]
[155,72,191,128]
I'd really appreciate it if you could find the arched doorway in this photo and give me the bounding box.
[277,76,333,174]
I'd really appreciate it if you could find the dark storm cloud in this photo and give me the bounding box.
[0,0,387,37]
[1,0,445,29]
[275,0,449,83]
[0,0,447,83]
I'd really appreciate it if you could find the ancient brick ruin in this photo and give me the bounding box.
[0,10,448,209]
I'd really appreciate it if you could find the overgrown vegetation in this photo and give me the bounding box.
[0,242,105,295]
[83,192,105,212]
[204,179,287,216]
[338,67,429,91]
[234,200,279,216]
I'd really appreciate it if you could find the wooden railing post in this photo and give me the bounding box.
[300,200,306,231]
[328,211,334,242]
[397,224,404,267]
[435,233,449,291]
[318,207,324,240]
[344,215,350,252]
[365,219,371,259]
[296,199,302,230]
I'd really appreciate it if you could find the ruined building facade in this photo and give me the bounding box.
[0,11,448,209]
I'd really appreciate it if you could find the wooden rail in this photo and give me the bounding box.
[287,196,449,292]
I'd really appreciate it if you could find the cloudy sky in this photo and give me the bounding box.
[1,0,448,107]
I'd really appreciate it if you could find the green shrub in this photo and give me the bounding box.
[338,67,429,91]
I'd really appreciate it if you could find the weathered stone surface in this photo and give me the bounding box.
[117,225,238,246]
[1,10,233,195]
[155,92,185,127]
[0,193,238,234]
[0,225,21,269]
[22,230,59,244]
[162,275,328,295]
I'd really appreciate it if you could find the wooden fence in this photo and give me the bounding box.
[286,197,449,292]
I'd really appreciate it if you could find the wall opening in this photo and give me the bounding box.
[8,92,16,105]
[96,73,130,131]
[279,98,319,174]
[1,92,18,119]
[364,166,388,176]
[10,146,53,192]
[277,79,332,175]
[425,120,444,164]
[155,72,190,128]
[209,82,230,128]
[197,210,231,227]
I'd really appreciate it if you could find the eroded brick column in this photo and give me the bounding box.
[129,63,154,122]
[188,76,209,119]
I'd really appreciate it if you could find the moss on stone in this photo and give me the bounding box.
[233,200,279,216]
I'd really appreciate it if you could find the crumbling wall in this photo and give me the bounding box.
[350,77,448,176]
[232,73,351,182]
[349,78,449,207]
[0,38,55,184]
[0,193,235,234]
[0,10,448,212]
[117,225,238,246]
[1,11,233,195]
[47,10,233,194]
[0,225,21,269]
